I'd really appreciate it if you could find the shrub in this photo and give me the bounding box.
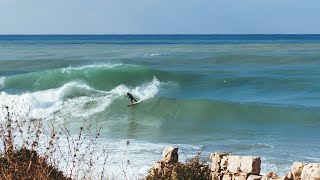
[146,159,211,180]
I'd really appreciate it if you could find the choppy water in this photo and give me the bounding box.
[1,35,320,176]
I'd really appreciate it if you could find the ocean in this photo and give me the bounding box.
[0,35,320,176]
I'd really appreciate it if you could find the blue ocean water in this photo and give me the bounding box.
[1,35,320,175]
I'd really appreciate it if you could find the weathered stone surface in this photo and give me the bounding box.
[211,172,222,180]
[290,162,305,179]
[222,173,233,180]
[285,172,293,180]
[162,147,178,163]
[227,155,241,173]
[261,172,278,180]
[240,156,261,175]
[233,173,248,180]
[211,153,222,172]
[210,152,229,172]
[247,175,262,180]
[276,176,286,180]
[301,163,320,180]
[220,155,229,170]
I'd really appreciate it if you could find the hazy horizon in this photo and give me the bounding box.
[1,0,320,34]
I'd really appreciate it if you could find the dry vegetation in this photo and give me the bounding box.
[146,154,212,180]
[0,106,108,179]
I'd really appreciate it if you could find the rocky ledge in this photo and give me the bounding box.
[147,147,320,180]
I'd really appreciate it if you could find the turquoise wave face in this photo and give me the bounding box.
[1,64,168,92]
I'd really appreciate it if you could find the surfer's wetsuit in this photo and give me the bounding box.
[126,93,137,103]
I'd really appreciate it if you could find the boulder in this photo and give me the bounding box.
[211,172,222,180]
[211,152,233,172]
[285,172,293,180]
[240,156,261,175]
[211,153,221,172]
[276,176,286,180]
[262,172,278,180]
[227,155,242,173]
[290,162,306,179]
[233,173,248,180]
[222,173,233,180]
[220,155,229,170]
[247,175,262,180]
[300,163,320,180]
[162,147,178,163]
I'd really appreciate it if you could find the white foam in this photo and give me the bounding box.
[144,53,171,57]
[0,81,100,121]
[131,76,161,100]
[0,76,5,89]
[61,63,123,74]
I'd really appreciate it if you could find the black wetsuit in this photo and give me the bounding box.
[126,93,137,103]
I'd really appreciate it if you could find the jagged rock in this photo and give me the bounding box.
[211,153,222,172]
[220,155,229,170]
[262,172,278,180]
[300,163,320,180]
[285,172,293,180]
[162,147,178,163]
[240,156,261,175]
[288,162,305,179]
[233,173,248,180]
[276,176,286,180]
[211,152,229,172]
[222,173,233,180]
[211,172,222,180]
[247,175,262,180]
[227,155,242,173]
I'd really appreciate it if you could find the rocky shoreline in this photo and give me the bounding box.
[147,147,320,180]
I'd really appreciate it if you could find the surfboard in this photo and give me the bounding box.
[128,100,141,107]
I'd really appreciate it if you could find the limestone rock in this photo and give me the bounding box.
[211,152,231,172]
[162,147,178,163]
[211,153,222,172]
[227,155,241,173]
[262,172,278,180]
[289,162,305,179]
[220,155,229,170]
[301,163,320,180]
[276,176,286,180]
[247,175,262,180]
[240,156,261,175]
[222,173,233,180]
[211,172,222,180]
[233,173,248,180]
[285,172,293,180]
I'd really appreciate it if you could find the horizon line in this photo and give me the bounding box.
[1,33,320,36]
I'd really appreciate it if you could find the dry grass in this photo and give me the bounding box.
[146,151,212,180]
[0,106,109,179]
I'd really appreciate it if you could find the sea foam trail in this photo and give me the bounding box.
[0,77,162,121]
[0,76,5,89]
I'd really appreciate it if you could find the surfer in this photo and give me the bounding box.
[126,93,138,103]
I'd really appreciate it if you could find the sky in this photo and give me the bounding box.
[0,0,319,34]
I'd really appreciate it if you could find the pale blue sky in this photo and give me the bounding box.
[0,0,319,34]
